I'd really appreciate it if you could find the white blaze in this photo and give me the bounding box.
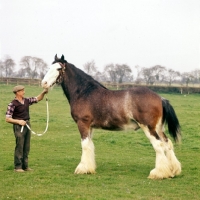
[41,63,60,88]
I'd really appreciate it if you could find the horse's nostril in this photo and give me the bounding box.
[41,81,47,88]
[42,81,47,85]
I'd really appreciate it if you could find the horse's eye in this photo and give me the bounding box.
[57,68,62,71]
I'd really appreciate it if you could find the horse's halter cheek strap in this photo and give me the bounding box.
[56,62,66,84]
[59,62,66,73]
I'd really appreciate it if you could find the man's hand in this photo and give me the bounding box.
[43,88,48,94]
[37,89,49,101]
[18,120,26,126]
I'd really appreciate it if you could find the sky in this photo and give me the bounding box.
[0,0,200,74]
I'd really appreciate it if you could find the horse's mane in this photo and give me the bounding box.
[68,62,107,90]
[66,62,108,97]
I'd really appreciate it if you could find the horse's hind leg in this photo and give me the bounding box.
[161,134,181,176]
[74,122,96,174]
[157,123,181,176]
[140,124,174,179]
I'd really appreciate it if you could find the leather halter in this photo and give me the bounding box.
[55,62,66,84]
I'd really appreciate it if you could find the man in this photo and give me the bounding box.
[5,85,48,172]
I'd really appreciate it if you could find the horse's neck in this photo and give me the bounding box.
[61,82,71,102]
[61,63,106,103]
[61,65,84,102]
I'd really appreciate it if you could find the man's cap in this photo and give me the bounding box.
[13,85,25,93]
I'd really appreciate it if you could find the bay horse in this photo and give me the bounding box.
[41,54,181,179]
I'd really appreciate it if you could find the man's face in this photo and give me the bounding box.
[16,89,25,97]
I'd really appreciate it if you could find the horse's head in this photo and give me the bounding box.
[41,54,66,89]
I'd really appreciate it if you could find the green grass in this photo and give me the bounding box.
[1,85,200,199]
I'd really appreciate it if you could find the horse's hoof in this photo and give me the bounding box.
[166,158,181,177]
[148,168,174,179]
[172,164,181,176]
[74,162,96,174]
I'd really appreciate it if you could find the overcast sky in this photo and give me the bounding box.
[0,0,200,73]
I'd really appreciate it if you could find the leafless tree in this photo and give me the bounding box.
[15,67,26,78]
[19,56,32,78]
[92,71,106,82]
[166,69,180,85]
[83,60,97,76]
[104,63,132,83]
[104,63,117,82]
[151,65,166,83]
[181,72,195,87]
[33,57,48,79]
[141,67,155,85]
[141,65,168,85]
[0,60,4,77]
[190,69,200,84]
[135,65,142,83]
[20,56,47,79]
[115,64,132,83]
[4,57,16,77]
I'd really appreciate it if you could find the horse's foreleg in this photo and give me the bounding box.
[75,123,96,174]
[140,125,174,179]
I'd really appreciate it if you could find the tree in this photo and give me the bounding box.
[166,69,180,86]
[19,56,48,79]
[0,60,4,77]
[115,64,132,83]
[83,60,97,76]
[33,57,48,79]
[181,72,194,87]
[16,67,26,78]
[140,65,167,85]
[151,65,166,83]
[104,63,132,83]
[19,56,32,78]
[93,71,106,82]
[141,67,155,85]
[189,69,200,84]
[135,65,142,83]
[104,63,117,82]
[4,57,16,77]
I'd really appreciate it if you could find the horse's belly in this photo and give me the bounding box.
[123,120,140,130]
[91,118,140,131]
[91,121,123,131]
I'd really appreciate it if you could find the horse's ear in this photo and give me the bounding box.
[55,54,58,61]
[61,54,65,61]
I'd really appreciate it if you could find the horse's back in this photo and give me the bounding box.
[128,87,162,108]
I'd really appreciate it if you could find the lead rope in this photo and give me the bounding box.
[21,95,49,136]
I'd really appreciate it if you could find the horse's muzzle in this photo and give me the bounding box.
[41,81,49,89]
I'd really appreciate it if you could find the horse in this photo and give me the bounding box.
[41,54,181,179]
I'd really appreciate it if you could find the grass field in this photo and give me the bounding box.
[1,84,200,200]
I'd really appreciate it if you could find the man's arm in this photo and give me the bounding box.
[36,89,48,102]
[5,103,26,125]
[6,117,26,126]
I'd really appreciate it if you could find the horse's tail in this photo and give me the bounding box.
[162,98,181,142]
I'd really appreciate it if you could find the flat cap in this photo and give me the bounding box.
[13,85,25,93]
